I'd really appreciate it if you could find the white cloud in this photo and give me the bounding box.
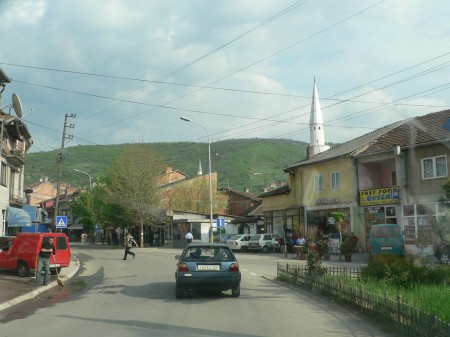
[0,0,447,152]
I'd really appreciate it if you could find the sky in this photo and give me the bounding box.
[0,0,448,154]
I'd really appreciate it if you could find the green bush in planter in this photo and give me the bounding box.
[340,238,353,255]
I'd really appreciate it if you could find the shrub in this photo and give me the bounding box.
[361,254,450,288]
[306,252,325,276]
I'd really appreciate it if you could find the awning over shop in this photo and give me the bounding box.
[7,206,32,227]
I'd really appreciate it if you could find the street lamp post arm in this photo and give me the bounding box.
[73,168,93,190]
[180,117,214,243]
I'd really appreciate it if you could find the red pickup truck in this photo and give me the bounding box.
[0,233,71,276]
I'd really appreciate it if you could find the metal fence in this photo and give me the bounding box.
[277,263,450,337]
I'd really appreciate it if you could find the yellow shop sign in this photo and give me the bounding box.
[359,186,400,206]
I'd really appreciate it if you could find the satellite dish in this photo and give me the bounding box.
[12,93,23,118]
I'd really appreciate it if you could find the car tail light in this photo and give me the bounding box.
[177,263,189,272]
[229,263,239,272]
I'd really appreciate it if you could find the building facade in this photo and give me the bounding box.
[261,109,449,253]
[0,69,34,236]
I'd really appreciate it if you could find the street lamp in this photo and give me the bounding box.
[73,169,93,190]
[180,116,214,243]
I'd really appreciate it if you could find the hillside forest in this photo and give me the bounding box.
[25,138,310,195]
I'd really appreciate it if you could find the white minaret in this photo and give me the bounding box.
[308,78,330,157]
[197,159,203,176]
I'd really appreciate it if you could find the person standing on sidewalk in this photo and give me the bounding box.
[185,231,193,244]
[123,231,137,260]
[36,237,55,287]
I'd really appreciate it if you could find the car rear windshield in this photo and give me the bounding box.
[183,246,234,262]
[372,226,401,238]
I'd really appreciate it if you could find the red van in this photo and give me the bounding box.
[0,233,71,277]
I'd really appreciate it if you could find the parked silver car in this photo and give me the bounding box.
[226,234,253,252]
[248,233,282,253]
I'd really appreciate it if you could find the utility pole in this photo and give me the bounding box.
[54,113,76,231]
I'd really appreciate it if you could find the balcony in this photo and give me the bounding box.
[5,148,25,166]
[9,190,27,206]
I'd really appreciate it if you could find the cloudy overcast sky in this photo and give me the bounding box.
[0,0,448,153]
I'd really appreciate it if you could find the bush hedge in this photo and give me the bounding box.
[361,254,450,288]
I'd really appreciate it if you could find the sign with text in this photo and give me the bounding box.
[359,187,399,206]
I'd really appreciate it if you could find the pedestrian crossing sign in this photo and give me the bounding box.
[56,216,68,228]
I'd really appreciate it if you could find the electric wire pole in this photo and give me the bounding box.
[54,113,75,231]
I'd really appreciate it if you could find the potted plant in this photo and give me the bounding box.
[320,240,330,261]
[299,244,308,260]
[306,232,318,252]
[340,238,353,262]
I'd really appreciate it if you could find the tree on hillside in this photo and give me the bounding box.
[105,144,167,247]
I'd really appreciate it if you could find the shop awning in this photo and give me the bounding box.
[7,206,32,227]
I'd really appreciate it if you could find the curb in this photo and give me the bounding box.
[0,255,80,313]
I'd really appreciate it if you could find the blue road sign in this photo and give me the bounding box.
[56,216,68,228]
[217,218,225,228]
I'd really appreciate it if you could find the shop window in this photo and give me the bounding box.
[421,155,447,179]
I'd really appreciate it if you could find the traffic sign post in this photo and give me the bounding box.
[217,218,225,228]
[56,216,68,229]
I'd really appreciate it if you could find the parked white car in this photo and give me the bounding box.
[248,233,282,253]
[226,234,253,252]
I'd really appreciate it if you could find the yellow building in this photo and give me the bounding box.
[261,109,449,253]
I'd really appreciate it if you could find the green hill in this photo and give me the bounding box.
[25,138,307,195]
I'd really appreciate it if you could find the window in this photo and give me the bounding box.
[331,171,340,190]
[421,155,447,179]
[0,163,7,186]
[314,175,323,192]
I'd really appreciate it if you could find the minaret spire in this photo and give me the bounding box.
[197,159,203,176]
[308,77,330,157]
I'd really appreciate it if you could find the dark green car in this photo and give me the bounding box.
[175,243,241,298]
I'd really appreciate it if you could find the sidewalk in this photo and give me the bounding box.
[0,254,80,313]
[278,251,370,267]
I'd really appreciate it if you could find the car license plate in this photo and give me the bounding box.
[197,264,220,271]
[381,246,392,250]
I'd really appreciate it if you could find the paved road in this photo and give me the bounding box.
[0,245,393,337]
[0,243,369,312]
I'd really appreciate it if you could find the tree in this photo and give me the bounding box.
[159,174,228,214]
[69,186,109,234]
[105,144,167,247]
